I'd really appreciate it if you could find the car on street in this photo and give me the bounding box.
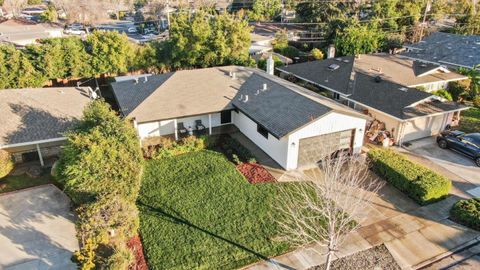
[437,131,480,167]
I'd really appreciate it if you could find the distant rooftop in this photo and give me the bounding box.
[402,32,480,68]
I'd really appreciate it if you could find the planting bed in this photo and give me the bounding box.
[237,162,276,184]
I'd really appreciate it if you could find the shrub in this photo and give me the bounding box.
[473,96,480,108]
[277,46,301,59]
[368,148,451,205]
[0,150,14,179]
[450,198,480,230]
[433,89,453,101]
[150,136,206,159]
[219,135,256,163]
[448,80,470,101]
[311,48,324,60]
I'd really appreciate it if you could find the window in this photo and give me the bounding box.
[257,124,269,139]
[220,110,232,124]
[333,92,340,100]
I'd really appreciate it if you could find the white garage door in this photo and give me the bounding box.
[297,129,354,168]
[402,114,446,142]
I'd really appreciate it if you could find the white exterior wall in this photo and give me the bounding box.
[413,81,449,92]
[286,112,366,170]
[401,113,451,142]
[232,110,290,169]
[354,103,402,139]
[137,113,222,139]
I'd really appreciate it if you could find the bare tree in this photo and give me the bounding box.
[276,151,383,270]
[2,0,27,16]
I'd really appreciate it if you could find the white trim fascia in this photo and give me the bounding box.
[0,137,67,149]
[438,60,475,69]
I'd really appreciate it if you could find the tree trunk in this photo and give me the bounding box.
[325,250,334,270]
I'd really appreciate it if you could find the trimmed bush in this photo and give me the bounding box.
[368,149,451,205]
[450,198,480,230]
[146,136,206,159]
[0,150,14,179]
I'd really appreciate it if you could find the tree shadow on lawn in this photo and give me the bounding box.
[138,201,295,270]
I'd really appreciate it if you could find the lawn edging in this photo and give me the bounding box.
[367,148,451,205]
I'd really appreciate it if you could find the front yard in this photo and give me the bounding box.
[138,150,297,269]
[0,174,55,194]
[459,107,480,133]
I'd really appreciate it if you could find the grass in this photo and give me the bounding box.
[0,174,55,194]
[459,107,480,133]
[138,150,299,270]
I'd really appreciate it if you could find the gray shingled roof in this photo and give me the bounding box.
[402,32,480,68]
[0,87,91,147]
[233,73,332,138]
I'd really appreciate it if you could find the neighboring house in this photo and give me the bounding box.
[402,32,480,69]
[278,54,469,144]
[0,19,63,47]
[111,66,369,170]
[0,87,92,166]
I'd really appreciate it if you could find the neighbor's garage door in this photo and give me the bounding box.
[402,114,446,142]
[297,129,354,168]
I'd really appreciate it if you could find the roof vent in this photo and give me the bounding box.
[399,87,408,92]
[243,95,249,103]
[343,59,350,63]
[328,64,340,71]
[255,89,260,95]
[143,76,148,83]
[238,94,243,101]
[262,83,267,91]
[231,72,237,79]
[374,76,382,83]
[134,77,139,84]
[420,63,427,68]
[335,58,342,62]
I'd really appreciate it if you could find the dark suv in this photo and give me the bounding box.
[437,131,480,167]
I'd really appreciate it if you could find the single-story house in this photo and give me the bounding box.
[277,54,469,144]
[402,32,480,69]
[111,66,369,170]
[0,87,92,165]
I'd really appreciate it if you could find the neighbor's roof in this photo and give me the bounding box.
[111,66,367,138]
[402,32,480,68]
[349,73,466,120]
[278,55,467,120]
[0,87,91,147]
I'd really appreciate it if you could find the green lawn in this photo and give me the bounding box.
[0,174,55,194]
[138,150,297,270]
[459,107,480,133]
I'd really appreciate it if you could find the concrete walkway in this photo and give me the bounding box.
[242,149,480,270]
[0,185,78,270]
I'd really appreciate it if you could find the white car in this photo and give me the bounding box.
[127,27,137,33]
[64,28,86,35]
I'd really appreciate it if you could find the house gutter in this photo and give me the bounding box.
[0,137,67,150]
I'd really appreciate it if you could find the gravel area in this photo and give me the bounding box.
[309,244,401,270]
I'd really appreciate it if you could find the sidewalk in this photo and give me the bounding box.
[242,151,480,270]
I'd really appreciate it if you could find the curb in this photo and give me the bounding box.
[413,236,480,269]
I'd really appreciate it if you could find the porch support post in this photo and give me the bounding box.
[208,114,212,135]
[36,144,44,167]
[173,119,178,140]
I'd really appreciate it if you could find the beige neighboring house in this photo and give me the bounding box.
[0,87,92,166]
[278,54,469,144]
[0,19,63,47]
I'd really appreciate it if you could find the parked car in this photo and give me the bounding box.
[437,131,480,167]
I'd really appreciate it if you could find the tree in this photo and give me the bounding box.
[458,65,480,100]
[0,45,45,89]
[39,5,58,22]
[335,20,385,56]
[272,29,288,50]
[455,12,480,35]
[86,31,135,75]
[276,152,383,270]
[311,48,324,60]
[57,100,143,204]
[160,11,252,69]
[2,0,27,16]
[249,0,282,21]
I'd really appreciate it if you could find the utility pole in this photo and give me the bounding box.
[419,0,431,42]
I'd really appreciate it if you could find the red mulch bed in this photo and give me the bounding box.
[236,163,276,184]
[127,235,148,270]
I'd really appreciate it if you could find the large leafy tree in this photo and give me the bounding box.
[86,31,135,75]
[161,10,252,69]
[57,100,143,205]
[249,0,282,21]
[335,20,385,56]
[0,45,45,89]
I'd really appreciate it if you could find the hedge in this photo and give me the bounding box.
[0,150,14,179]
[450,198,480,231]
[368,148,451,205]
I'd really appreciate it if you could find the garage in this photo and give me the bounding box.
[402,114,448,142]
[297,129,355,168]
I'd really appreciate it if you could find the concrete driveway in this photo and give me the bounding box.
[0,185,78,270]
[404,137,480,185]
